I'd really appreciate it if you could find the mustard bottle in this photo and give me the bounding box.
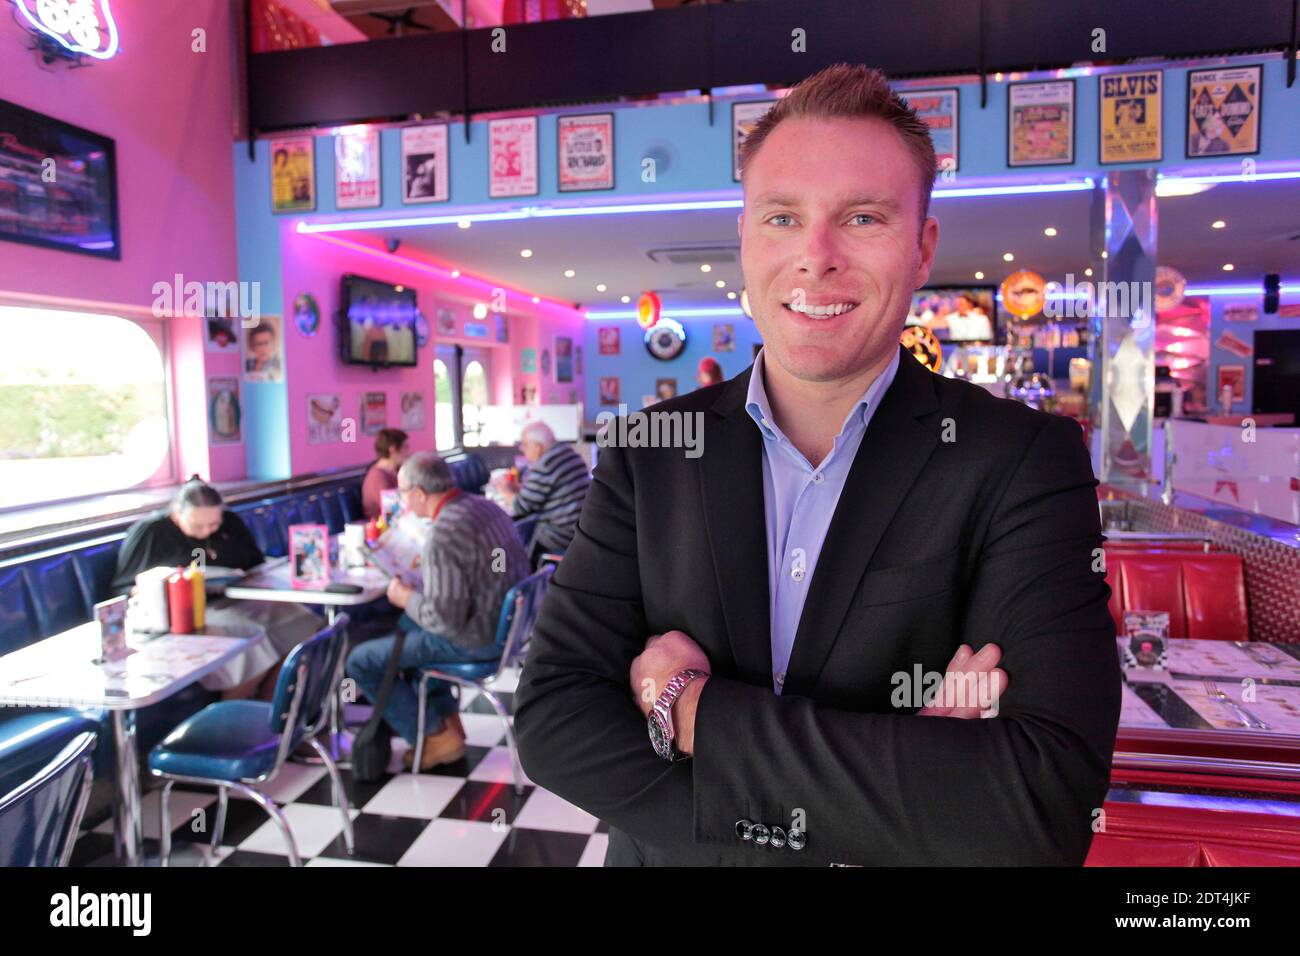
[186,562,206,630]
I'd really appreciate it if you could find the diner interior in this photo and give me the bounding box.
[1,0,1299,873]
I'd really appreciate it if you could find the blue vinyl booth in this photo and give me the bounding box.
[0,454,493,812]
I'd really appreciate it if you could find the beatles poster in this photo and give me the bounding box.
[208,378,242,444]
[732,100,775,181]
[270,135,315,213]
[558,113,614,191]
[899,89,959,171]
[361,391,387,434]
[307,394,343,445]
[1100,70,1162,164]
[489,117,539,198]
[1187,66,1262,158]
[335,127,381,209]
[401,124,449,204]
[1008,80,1075,166]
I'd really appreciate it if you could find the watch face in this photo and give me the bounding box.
[648,712,670,759]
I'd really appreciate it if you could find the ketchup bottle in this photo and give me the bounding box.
[167,568,195,634]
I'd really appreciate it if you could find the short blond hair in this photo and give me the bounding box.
[737,63,938,220]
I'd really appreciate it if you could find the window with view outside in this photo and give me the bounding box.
[433,357,454,451]
[462,358,489,447]
[0,306,173,509]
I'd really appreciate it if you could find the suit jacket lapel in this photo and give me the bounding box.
[782,346,942,698]
[700,368,773,686]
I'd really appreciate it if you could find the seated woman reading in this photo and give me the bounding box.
[112,477,324,700]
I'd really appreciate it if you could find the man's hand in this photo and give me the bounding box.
[917,643,1008,719]
[386,577,414,608]
[630,630,711,755]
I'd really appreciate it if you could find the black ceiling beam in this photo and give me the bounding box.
[248,0,1294,134]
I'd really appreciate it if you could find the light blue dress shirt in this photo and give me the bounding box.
[744,346,902,694]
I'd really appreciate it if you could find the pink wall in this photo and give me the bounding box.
[279,229,586,473]
[0,0,243,481]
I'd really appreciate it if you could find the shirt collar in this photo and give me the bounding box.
[745,345,902,443]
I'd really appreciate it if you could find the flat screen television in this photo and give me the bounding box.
[1252,330,1300,418]
[340,274,418,367]
[905,285,999,343]
[0,98,120,259]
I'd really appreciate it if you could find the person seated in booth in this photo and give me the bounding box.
[361,427,409,520]
[347,452,529,769]
[497,422,591,564]
[111,477,324,700]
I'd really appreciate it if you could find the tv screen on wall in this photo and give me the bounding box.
[0,98,120,260]
[340,274,419,367]
[904,285,999,343]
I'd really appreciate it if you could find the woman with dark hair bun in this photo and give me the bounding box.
[111,475,322,700]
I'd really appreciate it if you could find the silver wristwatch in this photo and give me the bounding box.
[648,668,708,761]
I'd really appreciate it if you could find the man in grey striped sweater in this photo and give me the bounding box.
[347,451,528,769]
[503,422,592,562]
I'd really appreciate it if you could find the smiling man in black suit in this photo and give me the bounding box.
[514,63,1121,866]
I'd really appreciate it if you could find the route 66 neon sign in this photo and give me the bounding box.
[15,0,119,60]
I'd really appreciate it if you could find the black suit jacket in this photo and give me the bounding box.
[515,345,1121,866]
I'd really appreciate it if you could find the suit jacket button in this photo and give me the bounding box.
[735,819,754,840]
[770,826,787,848]
[787,828,807,850]
[751,824,770,846]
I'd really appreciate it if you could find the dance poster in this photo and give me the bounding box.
[1187,65,1261,158]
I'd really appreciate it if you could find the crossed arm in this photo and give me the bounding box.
[514,415,1121,865]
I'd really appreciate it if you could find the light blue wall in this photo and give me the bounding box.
[234,59,1299,452]
[583,317,764,411]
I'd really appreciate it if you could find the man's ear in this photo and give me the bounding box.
[914,216,940,289]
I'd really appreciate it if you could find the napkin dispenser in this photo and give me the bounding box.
[130,566,174,633]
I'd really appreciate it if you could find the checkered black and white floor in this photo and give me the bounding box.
[70,667,612,867]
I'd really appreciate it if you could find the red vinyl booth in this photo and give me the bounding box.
[1102,548,1249,642]
[1085,800,1300,866]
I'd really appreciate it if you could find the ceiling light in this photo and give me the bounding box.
[451,270,461,278]
[1044,227,1057,237]
[520,249,533,257]
[1222,263,1234,271]
[700,264,712,273]
[1154,179,1219,198]
[1211,220,1226,229]
[457,219,471,229]
[473,303,488,319]
[727,292,737,299]
[620,295,630,303]
[715,280,726,288]
[531,296,540,304]
[1084,268,1093,277]
[974,271,984,280]
[564,269,575,278]
[1101,251,1108,259]
[596,284,607,292]
[1002,253,1014,262]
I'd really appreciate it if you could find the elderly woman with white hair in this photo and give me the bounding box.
[498,421,592,563]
